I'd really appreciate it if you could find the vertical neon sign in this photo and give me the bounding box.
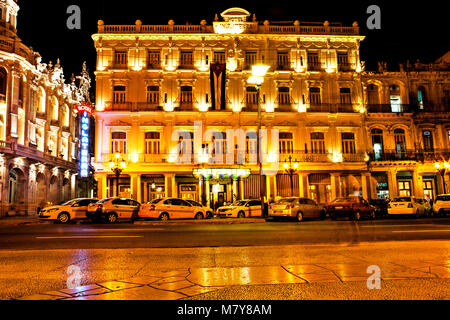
[77,104,93,178]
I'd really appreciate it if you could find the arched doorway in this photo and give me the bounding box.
[49,175,60,205]
[8,168,26,213]
[36,173,47,212]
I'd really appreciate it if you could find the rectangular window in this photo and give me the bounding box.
[307,52,321,71]
[113,86,126,104]
[277,51,290,70]
[341,132,356,154]
[114,51,128,69]
[337,52,350,71]
[246,87,258,106]
[180,86,193,105]
[309,87,321,105]
[278,87,291,106]
[214,51,226,64]
[279,133,294,155]
[340,88,352,105]
[111,132,127,154]
[146,86,160,105]
[180,51,193,69]
[145,132,161,155]
[147,50,161,69]
[245,51,257,70]
[311,132,326,154]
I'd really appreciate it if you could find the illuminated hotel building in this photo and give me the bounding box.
[92,7,450,206]
[0,0,89,216]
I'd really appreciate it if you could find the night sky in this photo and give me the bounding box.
[16,0,449,80]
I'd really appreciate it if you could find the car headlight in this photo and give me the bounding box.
[47,208,60,213]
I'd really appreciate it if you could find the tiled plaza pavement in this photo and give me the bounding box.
[19,261,450,300]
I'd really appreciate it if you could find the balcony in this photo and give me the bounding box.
[104,102,133,112]
[50,119,60,127]
[135,103,164,112]
[367,104,413,113]
[337,63,356,72]
[308,104,357,113]
[307,63,325,72]
[367,149,450,162]
[276,64,293,71]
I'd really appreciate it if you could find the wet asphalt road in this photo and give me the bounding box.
[1,217,450,250]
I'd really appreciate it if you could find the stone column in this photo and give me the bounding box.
[331,173,338,201]
[387,169,398,198]
[130,174,141,202]
[362,173,370,200]
[205,178,211,208]
[413,170,424,198]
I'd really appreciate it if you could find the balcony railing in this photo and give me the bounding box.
[308,104,357,113]
[104,102,133,111]
[98,23,359,36]
[368,149,450,162]
[367,104,413,113]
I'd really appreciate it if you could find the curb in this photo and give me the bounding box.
[0,218,53,226]
[134,218,266,226]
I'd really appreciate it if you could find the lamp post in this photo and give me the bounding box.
[434,160,449,195]
[109,153,127,197]
[284,155,299,197]
[248,64,270,216]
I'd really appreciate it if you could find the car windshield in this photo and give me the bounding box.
[331,198,354,203]
[96,198,111,204]
[392,197,412,203]
[231,201,247,207]
[62,200,78,206]
[149,199,163,204]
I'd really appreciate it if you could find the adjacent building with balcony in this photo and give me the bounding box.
[92,7,450,207]
[0,0,90,216]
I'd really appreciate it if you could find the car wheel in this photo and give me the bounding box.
[107,213,118,224]
[238,211,245,219]
[352,211,361,221]
[319,210,327,220]
[57,212,70,224]
[159,213,170,221]
[415,209,420,219]
[195,213,204,220]
[296,211,303,222]
[206,212,213,219]
[438,209,445,217]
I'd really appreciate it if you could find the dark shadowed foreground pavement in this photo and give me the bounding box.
[0,218,449,300]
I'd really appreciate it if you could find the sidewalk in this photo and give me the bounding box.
[18,262,450,300]
[0,215,52,226]
[134,218,266,226]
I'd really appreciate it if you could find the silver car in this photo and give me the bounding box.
[269,197,327,222]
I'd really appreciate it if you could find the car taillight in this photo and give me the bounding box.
[408,203,413,208]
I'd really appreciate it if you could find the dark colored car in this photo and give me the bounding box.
[369,199,389,217]
[326,197,376,221]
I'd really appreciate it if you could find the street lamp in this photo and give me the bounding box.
[109,153,127,197]
[248,64,270,216]
[284,155,299,197]
[434,160,450,194]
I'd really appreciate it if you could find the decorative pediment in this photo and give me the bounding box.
[140,120,165,127]
[107,120,131,127]
[275,121,297,127]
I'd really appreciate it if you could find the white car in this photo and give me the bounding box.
[433,195,450,216]
[216,200,263,218]
[387,197,428,218]
[39,198,99,224]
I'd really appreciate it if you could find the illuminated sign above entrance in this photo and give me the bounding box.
[193,168,251,179]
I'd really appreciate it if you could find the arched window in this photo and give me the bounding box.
[0,67,7,100]
[422,130,434,151]
[417,86,427,109]
[52,97,59,120]
[367,84,379,105]
[394,129,406,156]
[390,85,402,112]
[371,129,384,159]
[37,87,46,113]
[62,105,70,127]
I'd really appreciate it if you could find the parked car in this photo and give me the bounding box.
[87,198,141,223]
[268,197,326,222]
[432,195,450,216]
[39,198,98,224]
[139,198,208,221]
[369,199,389,217]
[326,197,376,221]
[185,200,214,219]
[387,197,428,218]
[216,200,263,218]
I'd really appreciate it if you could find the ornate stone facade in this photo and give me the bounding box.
[0,0,90,216]
[92,8,450,207]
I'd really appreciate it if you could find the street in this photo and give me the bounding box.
[0,217,449,300]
